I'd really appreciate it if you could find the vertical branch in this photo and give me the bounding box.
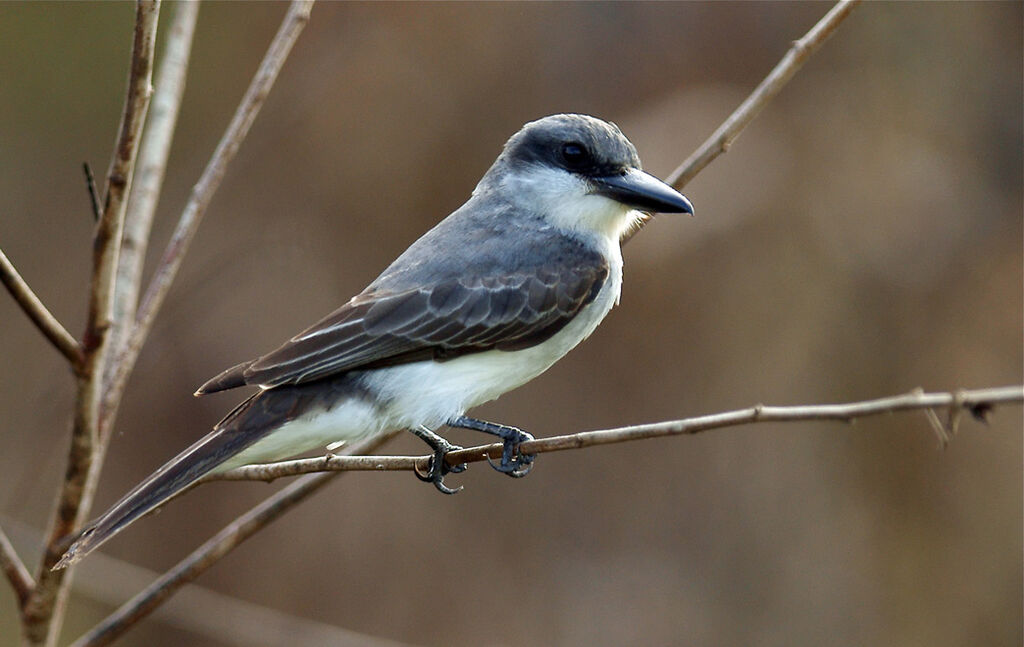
[21,3,162,645]
[0,526,34,609]
[102,0,314,431]
[109,0,200,384]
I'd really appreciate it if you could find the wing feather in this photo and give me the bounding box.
[196,260,609,394]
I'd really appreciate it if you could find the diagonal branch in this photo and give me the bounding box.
[623,0,862,244]
[69,431,399,647]
[23,3,162,645]
[109,0,200,387]
[666,0,861,189]
[0,248,83,367]
[208,386,1024,483]
[102,0,315,432]
[0,525,34,609]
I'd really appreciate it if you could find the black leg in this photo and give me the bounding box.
[408,426,465,495]
[447,415,535,478]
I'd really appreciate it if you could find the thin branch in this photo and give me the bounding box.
[23,3,162,645]
[70,386,1022,644]
[109,0,200,388]
[209,386,1024,483]
[0,248,83,367]
[70,431,398,647]
[103,0,315,431]
[623,0,861,244]
[667,0,860,188]
[82,163,101,222]
[0,525,33,609]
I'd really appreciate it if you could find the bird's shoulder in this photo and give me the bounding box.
[370,198,610,292]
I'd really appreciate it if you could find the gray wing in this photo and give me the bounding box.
[196,262,609,394]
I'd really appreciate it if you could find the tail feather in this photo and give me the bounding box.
[55,394,268,569]
[194,360,254,396]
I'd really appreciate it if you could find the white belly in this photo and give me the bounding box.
[372,259,622,430]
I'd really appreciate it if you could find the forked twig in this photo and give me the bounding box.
[22,3,162,645]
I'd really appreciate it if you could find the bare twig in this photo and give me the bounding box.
[209,386,1024,482]
[667,0,860,188]
[22,3,162,645]
[103,0,315,429]
[82,163,101,222]
[109,0,200,388]
[623,0,861,243]
[0,525,33,608]
[70,431,398,647]
[0,248,83,367]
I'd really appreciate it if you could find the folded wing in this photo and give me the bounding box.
[196,262,609,395]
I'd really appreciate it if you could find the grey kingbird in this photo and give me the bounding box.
[56,113,693,568]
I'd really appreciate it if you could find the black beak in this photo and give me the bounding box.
[591,168,694,215]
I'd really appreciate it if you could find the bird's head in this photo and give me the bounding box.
[478,113,693,241]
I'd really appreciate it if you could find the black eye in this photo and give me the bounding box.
[561,142,590,168]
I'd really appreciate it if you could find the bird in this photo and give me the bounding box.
[55,113,693,569]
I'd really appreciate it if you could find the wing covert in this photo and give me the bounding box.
[197,262,609,394]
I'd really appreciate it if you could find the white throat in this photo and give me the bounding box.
[497,164,643,243]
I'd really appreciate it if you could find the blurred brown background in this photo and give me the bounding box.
[0,2,1020,646]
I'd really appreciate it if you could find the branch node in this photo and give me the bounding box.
[108,172,128,191]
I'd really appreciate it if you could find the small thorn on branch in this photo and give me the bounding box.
[82,163,101,222]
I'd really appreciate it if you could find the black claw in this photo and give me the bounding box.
[486,427,535,478]
[447,416,536,480]
[410,427,465,494]
[486,451,534,478]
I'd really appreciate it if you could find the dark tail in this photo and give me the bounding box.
[54,394,269,569]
